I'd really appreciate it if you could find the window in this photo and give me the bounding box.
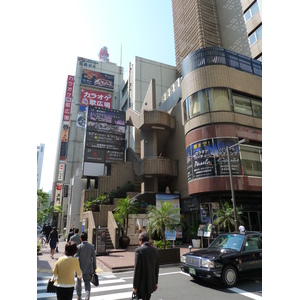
[233,94,252,115]
[244,1,259,23]
[209,88,231,111]
[252,100,262,118]
[240,145,262,177]
[249,25,262,46]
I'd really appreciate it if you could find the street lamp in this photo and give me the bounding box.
[226,138,249,232]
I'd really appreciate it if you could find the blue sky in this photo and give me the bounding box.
[22,0,175,192]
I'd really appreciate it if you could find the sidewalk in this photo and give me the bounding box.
[37,241,191,275]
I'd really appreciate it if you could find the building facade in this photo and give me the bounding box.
[51,0,262,240]
[37,143,45,190]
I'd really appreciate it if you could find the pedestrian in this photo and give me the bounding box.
[133,232,159,300]
[53,241,82,300]
[45,223,52,243]
[67,227,74,242]
[49,226,59,259]
[70,228,81,245]
[75,232,97,300]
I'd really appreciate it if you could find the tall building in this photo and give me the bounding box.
[172,0,262,75]
[51,55,124,230]
[37,143,45,190]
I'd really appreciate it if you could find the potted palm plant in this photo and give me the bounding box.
[114,196,139,249]
[146,201,181,264]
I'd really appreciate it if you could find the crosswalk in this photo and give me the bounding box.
[37,274,133,300]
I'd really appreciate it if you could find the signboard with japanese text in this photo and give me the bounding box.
[83,106,126,173]
[63,75,74,122]
[58,163,65,181]
[186,137,241,182]
[54,183,63,205]
[192,139,215,178]
[81,69,114,90]
[80,88,112,109]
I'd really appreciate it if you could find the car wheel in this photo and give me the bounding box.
[222,265,238,287]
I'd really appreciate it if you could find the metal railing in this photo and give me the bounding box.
[181,46,262,78]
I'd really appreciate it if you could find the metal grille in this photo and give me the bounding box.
[186,255,201,267]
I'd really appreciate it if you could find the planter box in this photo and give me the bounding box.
[157,247,180,265]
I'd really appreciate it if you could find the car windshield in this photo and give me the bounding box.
[209,234,244,251]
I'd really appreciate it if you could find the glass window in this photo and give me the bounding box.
[233,94,252,115]
[209,88,231,111]
[244,1,259,23]
[252,100,262,118]
[249,25,262,46]
[240,145,262,177]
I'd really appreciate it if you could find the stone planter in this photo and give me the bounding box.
[192,239,201,248]
[157,247,180,265]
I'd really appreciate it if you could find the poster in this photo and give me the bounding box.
[192,139,215,178]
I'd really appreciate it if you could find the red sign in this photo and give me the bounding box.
[63,75,74,122]
[80,88,112,109]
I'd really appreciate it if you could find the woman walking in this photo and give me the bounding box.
[53,241,82,300]
[49,226,59,259]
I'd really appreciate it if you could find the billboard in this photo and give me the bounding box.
[80,88,112,109]
[83,106,126,173]
[186,137,241,181]
[81,69,114,90]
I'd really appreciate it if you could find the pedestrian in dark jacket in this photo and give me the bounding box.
[133,232,159,300]
[49,227,59,259]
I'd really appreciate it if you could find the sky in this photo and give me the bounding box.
[9,0,176,193]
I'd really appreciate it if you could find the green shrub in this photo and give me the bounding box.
[37,240,41,253]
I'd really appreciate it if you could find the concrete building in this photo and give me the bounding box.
[37,143,45,190]
[172,0,262,75]
[51,55,124,231]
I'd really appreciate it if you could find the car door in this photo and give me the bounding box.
[238,234,262,275]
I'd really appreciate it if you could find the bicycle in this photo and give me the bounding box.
[38,233,47,248]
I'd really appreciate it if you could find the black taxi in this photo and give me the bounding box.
[180,231,262,287]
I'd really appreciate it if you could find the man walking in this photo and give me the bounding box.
[70,228,81,245]
[133,232,159,300]
[75,232,96,300]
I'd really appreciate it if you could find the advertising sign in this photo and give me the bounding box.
[81,69,114,90]
[214,138,240,175]
[58,163,65,181]
[80,88,112,109]
[186,137,241,181]
[63,75,74,122]
[192,139,215,178]
[55,183,63,205]
[83,107,125,173]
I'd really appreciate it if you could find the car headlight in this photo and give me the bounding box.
[200,258,215,269]
[180,255,186,263]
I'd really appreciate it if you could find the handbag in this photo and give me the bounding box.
[90,272,99,286]
[46,277,56,293]
[131,292,138,300]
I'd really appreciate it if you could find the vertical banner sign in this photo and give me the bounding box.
[63,75,74,122]
[55,183,63,205]
[58,163,65,181]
